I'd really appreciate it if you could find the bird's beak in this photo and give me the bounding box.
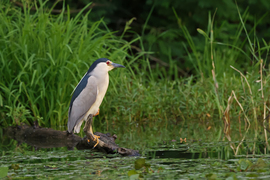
[111,63,125,68]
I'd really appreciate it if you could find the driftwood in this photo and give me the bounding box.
[4,124,140,156]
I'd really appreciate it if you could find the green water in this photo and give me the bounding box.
[1,134,270,179]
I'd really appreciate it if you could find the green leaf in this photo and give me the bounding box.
[144,163,151,168]
[205,173,217,180]
[250,158,267,171]
[128,170,138,176]
[129,174,140,180]
[10,164,20,170]
[238,159,252,171]
[255,158,267,167]
[197,28,209,40]
[225,176,236,180]
[134,158,146,170]
[0,167,8,178]
[224,172,237,180]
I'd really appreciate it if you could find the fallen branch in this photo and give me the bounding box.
[4,125,139,156]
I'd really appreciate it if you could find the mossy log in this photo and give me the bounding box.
[5,125,139,156]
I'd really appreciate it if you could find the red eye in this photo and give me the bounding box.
[106,61,110,65]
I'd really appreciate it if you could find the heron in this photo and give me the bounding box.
[67,58,125,147]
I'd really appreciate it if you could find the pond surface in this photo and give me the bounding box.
[1,134,270,179]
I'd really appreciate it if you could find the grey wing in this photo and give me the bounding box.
[68,76,97,133]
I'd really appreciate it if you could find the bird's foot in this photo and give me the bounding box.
[93,109,100,117]
[87,134,100,148]
[93,135,100,148]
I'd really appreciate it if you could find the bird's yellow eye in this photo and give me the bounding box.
[106,61,110,65]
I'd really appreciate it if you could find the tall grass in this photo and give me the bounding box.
[1,1,270,154]
[172,4,270,154]
[0,1,135,129]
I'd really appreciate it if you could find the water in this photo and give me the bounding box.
[1,129,270,179]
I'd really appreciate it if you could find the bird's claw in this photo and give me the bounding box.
[92,135,100,148]
[87,134,100,148]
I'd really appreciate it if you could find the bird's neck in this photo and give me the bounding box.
[91,71,108,79]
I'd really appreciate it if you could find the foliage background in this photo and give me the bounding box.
[42,0,270,74]
[1,0,270,147]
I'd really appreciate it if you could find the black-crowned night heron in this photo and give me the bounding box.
[67,58,125,147]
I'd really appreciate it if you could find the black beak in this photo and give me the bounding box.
[111,63,125,68]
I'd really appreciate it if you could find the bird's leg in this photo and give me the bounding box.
[83,114,93,140]
[91,109,100,148]
[89,125,100,148]
[83,114,100,148]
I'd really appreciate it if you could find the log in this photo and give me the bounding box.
[4,125,140,156]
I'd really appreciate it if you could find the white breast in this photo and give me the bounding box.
[84,73,109,120]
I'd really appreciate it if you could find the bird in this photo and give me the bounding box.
[67,58,125,147]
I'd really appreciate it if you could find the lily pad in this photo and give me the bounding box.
[0,167,8,178]
[205,173,217,180]
[237,159,252,171]
[130,174,140,180]
[134,158,146,170]
[128,170,138,176]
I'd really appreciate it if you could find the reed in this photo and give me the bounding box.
[1,1,270,152]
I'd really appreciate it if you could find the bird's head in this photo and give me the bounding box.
[87,58,125,74]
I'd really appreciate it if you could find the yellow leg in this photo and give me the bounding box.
[84,114,100,148]
[92,135,100,148]
[89,123,100,148]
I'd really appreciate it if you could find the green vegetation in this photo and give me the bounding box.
[1,144,270,179]
[30,0,270,72]
[1,1,270,179]
[0,1,135,129]
[1,0,270,156]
